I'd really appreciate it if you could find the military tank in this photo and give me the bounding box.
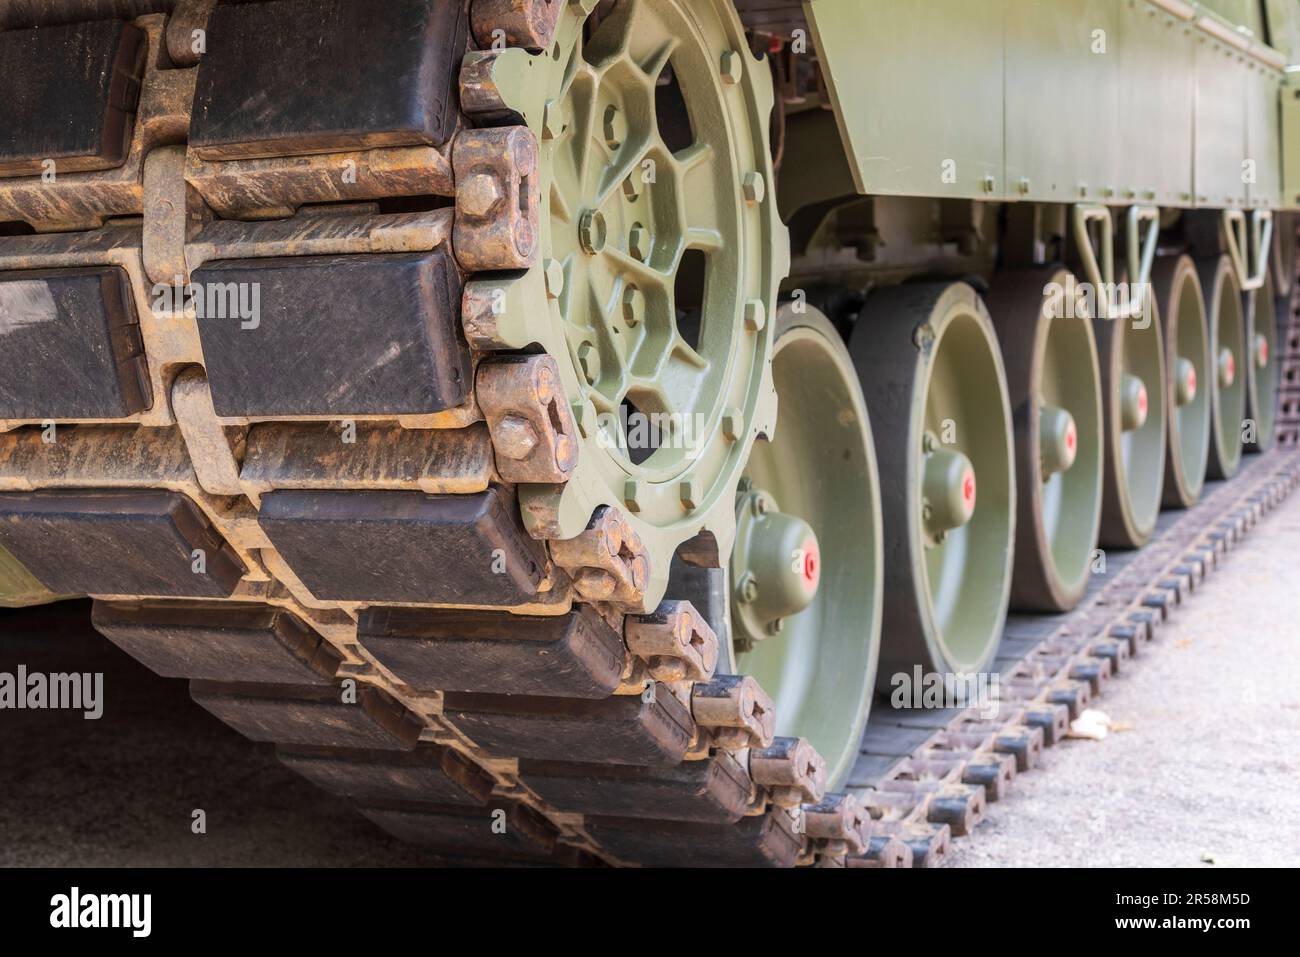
[0,0,1298,866]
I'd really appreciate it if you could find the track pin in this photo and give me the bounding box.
[851,836,913,869]
[1088,638,1131,675]
[749,737,828,808]
[625,600,719,682]
[803,792,871,859]
[690,675,776,750]
[1022,704,1070,747]
[1046,681,1091,720]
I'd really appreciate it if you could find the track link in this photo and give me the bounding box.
[1278,224,1300,449]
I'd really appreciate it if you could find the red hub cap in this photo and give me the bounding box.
[800,538,820,594]
[961,469,977,514]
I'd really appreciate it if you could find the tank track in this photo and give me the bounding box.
[1277,223,1300,449]
[2,0,1298,869]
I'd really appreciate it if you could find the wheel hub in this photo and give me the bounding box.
[1120,373,1149,432]
[1219,347,1236,389]
[731,487,821,645]
[1175,356,1198,406]
[577,208,607,255]
[1039,403,1078,477]
[922,443,977,539]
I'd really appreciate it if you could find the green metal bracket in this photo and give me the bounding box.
[1222,208,1274,292]
[1072,203,1159,322]
[1072,204,1115,319]
[1125,205,1161,327]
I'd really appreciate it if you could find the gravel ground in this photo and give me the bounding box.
[946,479,1300,868]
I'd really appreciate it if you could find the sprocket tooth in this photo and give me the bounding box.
[459,47,536,120]
[549,506,650,612]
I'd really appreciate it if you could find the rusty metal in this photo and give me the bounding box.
[624,600,719,683]
[851,837,913,869]
[452,127,539,272]
[143,145,211,286]
[471,0,562,51]
[185,146,455,221]
[240,422,493,497]
[803,792,871,858]
[458,50,515,119]
[877,779,987,837]
[461,278,518,351]
[11,0,1298,872]
[170,368,246,500]
[0,17,192,232]
[476,355,578,484]
[165,0,216,67]
[0,426,194,491]
[749,736,828,808]
[548,506,649,611]
[0,0,795,869]
[184,207,453,274]
[690,675,777,751]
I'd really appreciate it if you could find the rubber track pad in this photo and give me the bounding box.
[189,0,467,159]
[0,489,245,597]
[191,250,468,417]
[0,266,150,419]
[0,19,144,176]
